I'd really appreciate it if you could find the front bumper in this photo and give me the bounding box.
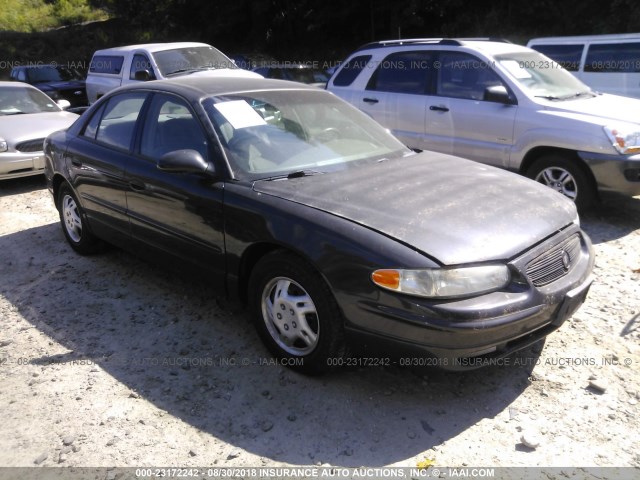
[343,225,595,370]
[0,151,46,180]
[578,150,640,196]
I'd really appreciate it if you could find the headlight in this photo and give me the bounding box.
[604,125,640,154]
[0,138,7,152]
[372,265,511,299]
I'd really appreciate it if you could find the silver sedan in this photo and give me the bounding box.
[0,81,77,180]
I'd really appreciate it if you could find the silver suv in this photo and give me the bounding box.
[327,38,640,209]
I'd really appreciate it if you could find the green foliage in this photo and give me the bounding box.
[0,0,107,32]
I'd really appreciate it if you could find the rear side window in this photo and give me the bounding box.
[530,44,584,71]
[90,55,125,74]
[91,93,148,150]
[585,43,640,72]
[366,51,431,94]
[332,55,371,87]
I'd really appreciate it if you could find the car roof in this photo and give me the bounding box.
[93,42,213,55]
[117,76,319,98]
[355,38,533,56]
[0,81,38,90]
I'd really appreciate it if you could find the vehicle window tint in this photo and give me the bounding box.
[332,55,372,87]
[89,55,124,74]
[585,43,640,72]
[367,51,430,94]
[129,54,156,80]
[94,93,147,150]
[140,94,208,161]
[530,44,584,71]
[82,103,107,140]
[436,52,505,100]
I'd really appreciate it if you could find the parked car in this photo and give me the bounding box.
[327,38,640,209]
[9,64,88,110]
[44,77,594,374]
[252,63,331,87]
[86,42,262,104]
[0,82,77,180]
[527,33,640,98]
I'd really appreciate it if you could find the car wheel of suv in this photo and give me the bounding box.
[248,251,346,374]
[526,155,595,211]
[57,184,104,254]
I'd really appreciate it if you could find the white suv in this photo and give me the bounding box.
[327,38,640,208]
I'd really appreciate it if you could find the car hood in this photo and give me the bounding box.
[0,111,78,146]
[253,153,577,265]
[543,93,640,125]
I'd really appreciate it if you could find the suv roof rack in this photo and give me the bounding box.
[355,37,512,51]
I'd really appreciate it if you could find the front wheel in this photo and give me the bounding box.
[526,154,596,211]
[57,184,104,254]
[248,251,346,374]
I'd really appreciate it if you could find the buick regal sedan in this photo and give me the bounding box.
[44,77,594,374]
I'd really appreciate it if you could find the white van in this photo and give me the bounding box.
[527,34,640,98]
[86,42,261,104]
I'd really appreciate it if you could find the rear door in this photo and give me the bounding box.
[65,91,148,242]
[354,50,433,150]
[124,92,226,285]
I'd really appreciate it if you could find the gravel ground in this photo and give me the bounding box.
[0,176,639,475]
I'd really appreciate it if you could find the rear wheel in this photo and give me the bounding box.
[526,154,595,211]
[57,184,104,254]
[248,251,346,374]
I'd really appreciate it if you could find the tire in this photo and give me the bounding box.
[57,183,104,254]
[248,251,346,375]
[525,154,596,211]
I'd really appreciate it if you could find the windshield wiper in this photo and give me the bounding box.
[559,91,596,100]
[534,95,562,101]
[258,170,325,181]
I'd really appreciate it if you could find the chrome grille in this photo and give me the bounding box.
[526,233,581,287]
[15,138,45,153]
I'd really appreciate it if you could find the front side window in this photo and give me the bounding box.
[367,51,431,94]
[204,89,409,179]
[90,55,124,74]
[129,54,156,80]
[93,93,147,150]
[140,94,208,160]
[436,52,505,101]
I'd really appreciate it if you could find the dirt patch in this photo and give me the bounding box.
[0,176,638,470]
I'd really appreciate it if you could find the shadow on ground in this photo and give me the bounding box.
[0,223,544,467]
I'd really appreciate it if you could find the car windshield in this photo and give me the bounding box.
[204,90,410,179]
[496,51,593,99]
[0,86,60,115]
[153,46,237,76]
[27,66,82,83]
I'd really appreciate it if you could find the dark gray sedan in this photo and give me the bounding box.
[44,77,594,374]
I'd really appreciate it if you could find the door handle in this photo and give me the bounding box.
[70,159,82,167]
[363,97,379,104]
[429,105,449,112]
[129,180,146,191]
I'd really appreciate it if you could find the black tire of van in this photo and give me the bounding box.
[526,154,596,211]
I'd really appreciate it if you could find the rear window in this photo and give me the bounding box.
[332,55,371,87]
[90,55,125,74]
[585,43,640,72]
[530,44,584,71]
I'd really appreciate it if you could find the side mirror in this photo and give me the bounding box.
[158,149,214,176]
[484,85,516,105]
[134,70,152,81]
[56,99,71,110]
